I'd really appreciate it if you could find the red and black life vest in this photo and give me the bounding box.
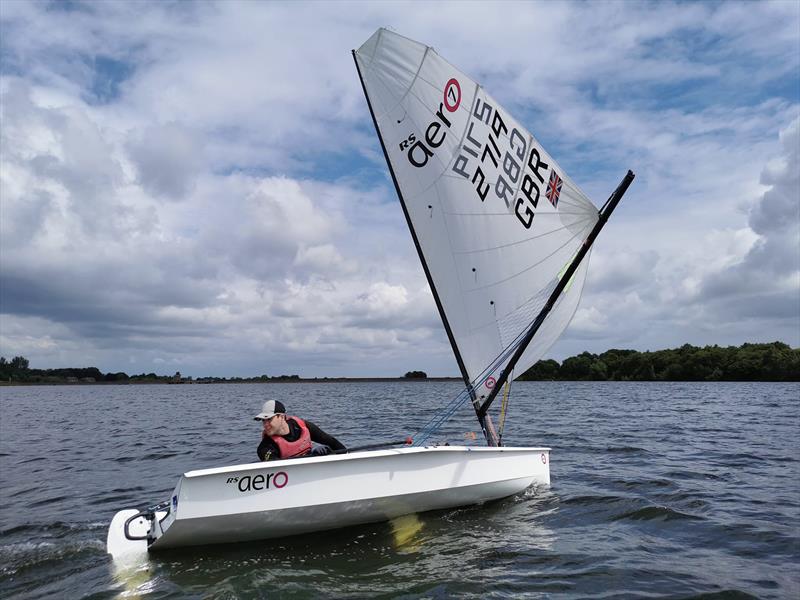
[271,416,312,459]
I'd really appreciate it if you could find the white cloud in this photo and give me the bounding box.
[127,122,203,200]
[1,1,798,376]
[696,117,800,323]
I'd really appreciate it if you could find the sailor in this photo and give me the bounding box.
[254,399,346,461]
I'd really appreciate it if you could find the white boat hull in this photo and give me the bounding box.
[107,445,550,555]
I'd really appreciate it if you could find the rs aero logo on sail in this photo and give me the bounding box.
[398,78,461,168]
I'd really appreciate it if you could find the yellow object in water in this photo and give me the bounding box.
[389,513,423,550]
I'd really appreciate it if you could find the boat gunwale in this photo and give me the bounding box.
[184,445,551,478]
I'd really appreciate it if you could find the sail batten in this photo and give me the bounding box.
[355,28,602,391]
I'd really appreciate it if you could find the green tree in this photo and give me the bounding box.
[10,356,29,370]
[519,359,560,380]
[559,352,596,380]
[403,371,428,379]
[589,360,608,381]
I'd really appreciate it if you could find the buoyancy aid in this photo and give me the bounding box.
[271,416,312,459]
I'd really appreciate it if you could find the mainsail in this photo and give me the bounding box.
[354,29,599,398]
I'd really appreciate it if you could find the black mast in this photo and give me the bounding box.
[478,170,636,419]
[351,48,497,444]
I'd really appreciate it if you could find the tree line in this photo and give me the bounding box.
[1,341,797,384]
[519,342,799,382]
[0,357,301,384]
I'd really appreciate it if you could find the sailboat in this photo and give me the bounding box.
[106,28,633,558]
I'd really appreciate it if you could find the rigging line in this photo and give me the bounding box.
[468,221,594,291]
[414,305,545,445]
[416,216,599,444]
[414,330,529,444]
[413,391,472,445]
[452,216,596,255]
[418,305,537,435]
[497,376,512,443]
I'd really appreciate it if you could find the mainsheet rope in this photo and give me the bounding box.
[497,375,512,444]
[411,315,532,446]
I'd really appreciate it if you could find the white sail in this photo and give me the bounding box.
[355,29,598,392]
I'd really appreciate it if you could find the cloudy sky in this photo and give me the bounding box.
[1,1,798,378]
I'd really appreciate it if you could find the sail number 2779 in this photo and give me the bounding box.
[399,76,553,231]
[450,96,552,230]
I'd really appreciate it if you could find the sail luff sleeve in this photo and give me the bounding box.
[352,48,473,388]
[478,170,636,416]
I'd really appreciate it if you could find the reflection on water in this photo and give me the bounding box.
[110,560,153,600]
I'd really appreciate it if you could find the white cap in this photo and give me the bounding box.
[254,399,286,421]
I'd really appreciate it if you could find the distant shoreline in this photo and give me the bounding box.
[2,341,797,385]
[0,377,464,386]
[3,377,799,387]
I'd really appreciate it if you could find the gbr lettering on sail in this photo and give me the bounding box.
[397,77,557,230]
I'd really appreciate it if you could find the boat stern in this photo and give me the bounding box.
[106,509,149,560]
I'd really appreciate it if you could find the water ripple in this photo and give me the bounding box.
[0,381,797,599]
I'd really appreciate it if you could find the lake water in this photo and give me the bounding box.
[0,381,798,599]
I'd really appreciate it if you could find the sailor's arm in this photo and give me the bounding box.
[306,421,346,452]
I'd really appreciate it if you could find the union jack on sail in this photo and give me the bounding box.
[546,170,563,208]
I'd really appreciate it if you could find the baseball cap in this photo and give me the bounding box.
[254,399,286,421]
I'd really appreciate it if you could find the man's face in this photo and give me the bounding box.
[262,413,284,436]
